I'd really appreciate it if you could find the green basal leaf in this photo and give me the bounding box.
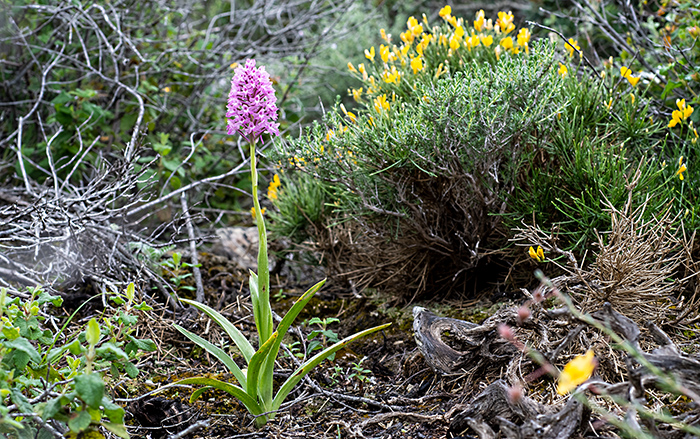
[272,323,391,414]
[171,377,263,417]
[179,298,255,362]
[67,410,92,432]
[245,331,278,405]
[174,323,247,388]
[102,422,130,439]
[259,278,326,408]
[4,337,41,364]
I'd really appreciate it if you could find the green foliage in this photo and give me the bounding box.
[0,284,155,439]
[267,171,331,243]
[306,317,340,360]
[160,252,200,296]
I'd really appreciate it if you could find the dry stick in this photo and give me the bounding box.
[525,21,602,81]
[180,193,205,303]
[166,419,210,439]
[128,160,248,219]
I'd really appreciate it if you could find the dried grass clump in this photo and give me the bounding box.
[576,200,689,322]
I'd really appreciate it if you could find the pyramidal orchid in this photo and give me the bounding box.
[168,59,389,427]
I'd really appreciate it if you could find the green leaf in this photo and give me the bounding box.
[126,283,135,302]
[124,361,139,378]
[170,377,263,417]
[101,397,126,424]
[4,337,41,364]
[124,336,157,355]
[179,299,255,362]
[173,324,247,388]
[259,279,326,408]
[272,323,391,415]
[245,332,278,405]
[102,422,130,439]
[86,319,100,346]
[41,397,63,419]
[37,290,63,307]
[68,410,92,432]
[74,373,105,409]
[95,343,129,361]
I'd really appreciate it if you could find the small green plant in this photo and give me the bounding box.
[170,60,390,428]
[161,252,199,295]
[0,283,155,439]
[306,317,340,360]
[348,357,372,384]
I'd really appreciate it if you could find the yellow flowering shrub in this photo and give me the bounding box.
[346,8,532,108]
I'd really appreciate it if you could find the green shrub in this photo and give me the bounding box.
[0,284,155,439]
[271,6,568,295]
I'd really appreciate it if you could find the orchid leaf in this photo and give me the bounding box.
[271,323,391,414]
[179,298,255,363]
[174,323,247,388]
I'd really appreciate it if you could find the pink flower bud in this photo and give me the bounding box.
[517,306,531,324]
[507,384,523,403]
[498,323,515,341]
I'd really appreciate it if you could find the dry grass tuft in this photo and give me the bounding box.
[575,199,689,322]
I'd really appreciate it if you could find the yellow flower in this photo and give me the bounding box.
[382,66,400,84]
[410,56,424,74]
[350,87,363,102]
[630,93,635,105]
[558,63,568,77]
[474,10,485,32]
[606,97,613,110]
[434,62,445,78]
[449,34,460,51]
[497,11,515,34]
[439,34,448,47]
[347,62,357,73]
[162,86,171,93]
[230,62,239,69]
[528,245,545,262]
[358,63,368,80]
[439,5,452,18]
[267,174,281,200]
[380,28,391,43]
[374,94,390,114]
[380,44,390,63]
[454,25,465,39]
[677,156,687,181]
[481,34,493,47]
[250,207,267,219]
[679,98,694,119]
[400,30,414,45]
[325,129,334,142]
[669,99,694,127]
[517,28,530,46]
[364,46,375,62]
[620,66,640,86]
[565,38,580,58]
[500,37,514,50]
[557,350,596,395]
[447,15,458,27]
[468,33,480,49]
[340,104,357,123]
